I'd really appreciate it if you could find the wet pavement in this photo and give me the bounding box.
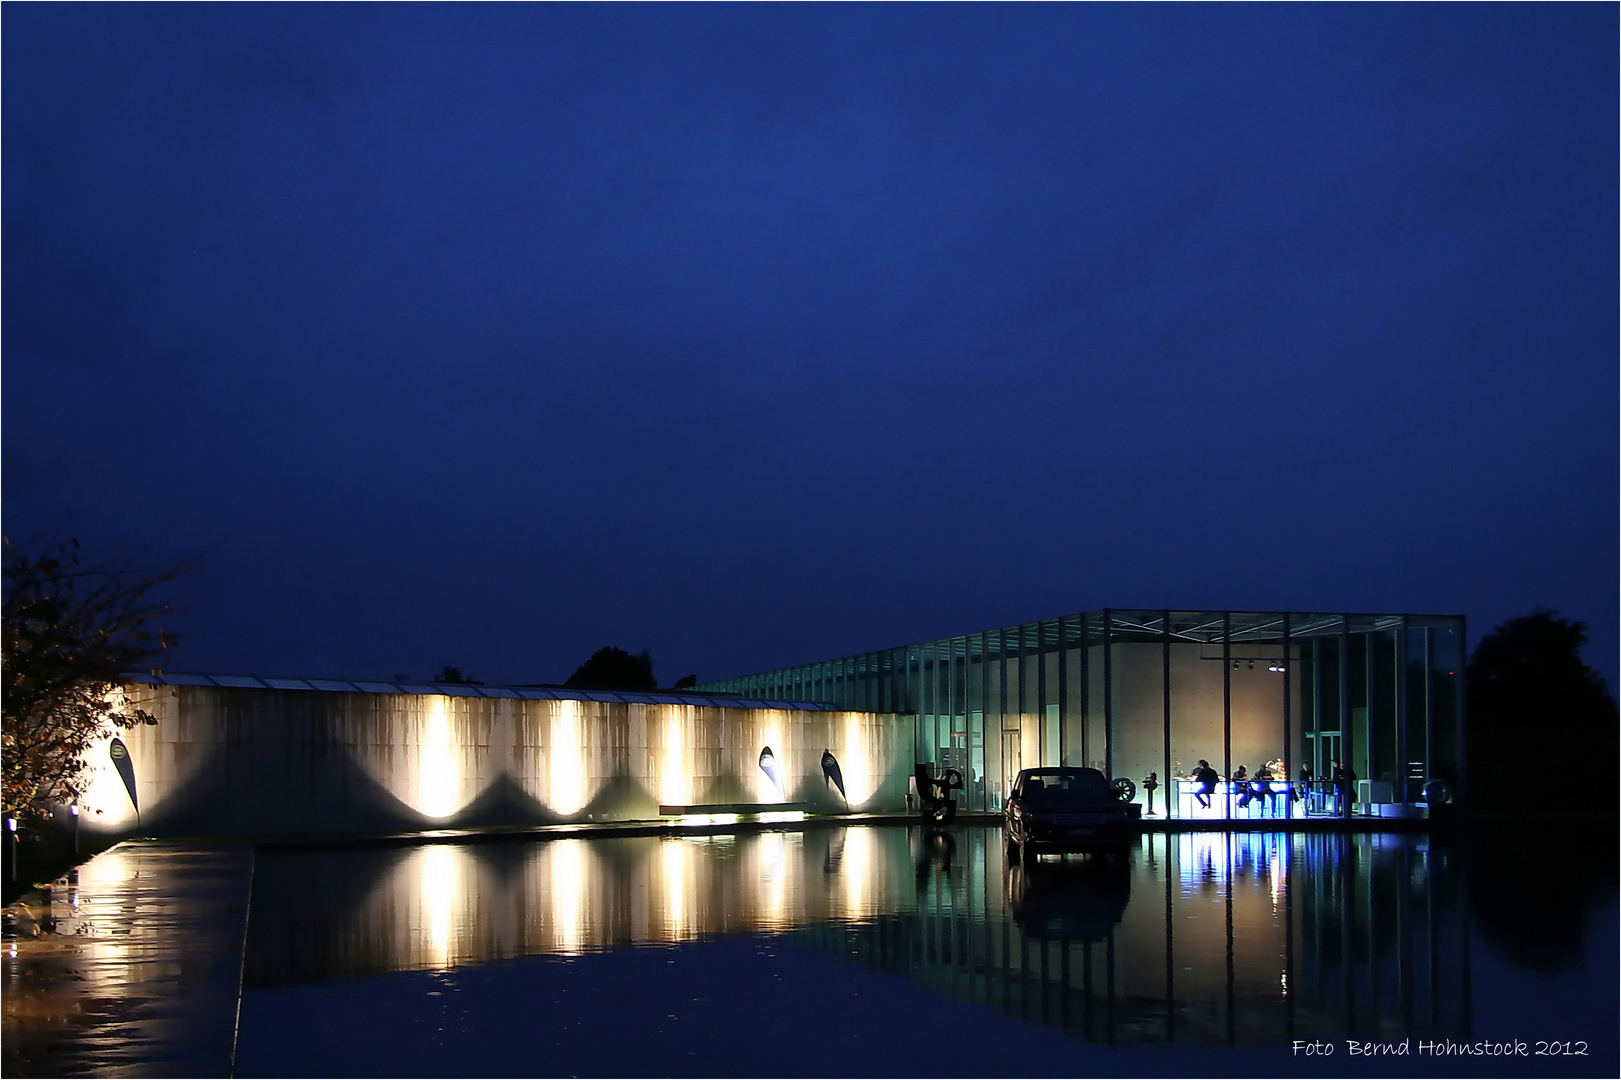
[2,842,254,1078]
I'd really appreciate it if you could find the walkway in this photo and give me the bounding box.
[2,842,254,1078]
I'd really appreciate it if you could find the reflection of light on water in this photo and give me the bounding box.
[841,827,874,918]
[419,845,461,968]
[660,839,693,942]
[417,697,460,819]
[758,831,788,930]
[661,707,688,808]
[1269,845,1287,910]
[550,701,588,816]
[1179,831,1228,887]
[678,813,740,826]
[843,714,871,807]
[549,839,588,954]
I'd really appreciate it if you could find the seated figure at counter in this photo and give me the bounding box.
[1253,763,1277,808]
[1234,764,1255,807]
[1191,760,1219,809]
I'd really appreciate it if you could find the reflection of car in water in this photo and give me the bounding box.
[1003,766,1141,861]
[1006,850,1132,942]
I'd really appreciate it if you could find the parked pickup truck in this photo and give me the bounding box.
[1003,766,1141,861]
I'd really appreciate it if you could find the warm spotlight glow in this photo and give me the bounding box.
[842,714,873,807]
[549,700,588,816]
[756,717,787,802]
[78,732,139,829]
[660,707,689,808]
[757,811,805,824]
[417,697,460,819]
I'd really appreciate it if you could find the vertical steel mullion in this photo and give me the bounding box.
[1311,637,1323,784]
[1080,613,1091,768]
[1282,612,1293,820]
[1397,617,1410,805]
[1057,616,1068,767]
[1162,610,1172,820]
[978,631,990,811]
[1037,620,1048,766]
[1102,609,1114,778]
[1366,628,1378,791]
[1423,629,1435,786]
[1455,616,1468,807]
[1222,612,1233,818]
[1017,624,1027,730]
[1340,615,1353,820]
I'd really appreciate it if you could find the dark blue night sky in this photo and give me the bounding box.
[4,4,1615,687]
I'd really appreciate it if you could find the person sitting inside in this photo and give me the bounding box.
[1253,763,1276,810]
[1234,764,1254,807]
[1192,760,1219,809]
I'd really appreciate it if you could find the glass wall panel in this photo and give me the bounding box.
[1429,621,1462,790]
[1110,610,1167,797]
[1040,620,1060,767]
[1061,618,1085,768]
[985,631,1007,808]
[691,609,1459,815]
[1085,616,1107,772]
[1166,612,1221,819]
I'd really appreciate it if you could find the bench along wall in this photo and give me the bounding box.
[75,681,912,838]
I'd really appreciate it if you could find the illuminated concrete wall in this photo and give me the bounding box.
[75,684,911,839]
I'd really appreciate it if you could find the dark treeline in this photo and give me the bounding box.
[562,646,696,693]
[1462,609,1618,972]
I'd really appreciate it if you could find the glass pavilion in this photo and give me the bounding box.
[695,610,1465,819]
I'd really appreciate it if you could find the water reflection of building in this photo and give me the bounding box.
[698,610,1466,819]
[794,830,1469,1046]
[244,828,914,988]
[245,826,1468,1049]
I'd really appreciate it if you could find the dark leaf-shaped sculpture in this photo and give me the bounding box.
[758,746,782,794]
[821,749,846,803]
[109,737,138,813]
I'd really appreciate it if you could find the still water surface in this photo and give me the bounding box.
[235,825,1614,1077]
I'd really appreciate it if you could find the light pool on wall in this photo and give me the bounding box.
[549,700,588,816]
[842,713,873,807]
[415,696,462,820]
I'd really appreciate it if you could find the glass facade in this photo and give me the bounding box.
[695,610,1466,817]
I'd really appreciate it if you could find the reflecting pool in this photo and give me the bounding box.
[235,825,1615,1077]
